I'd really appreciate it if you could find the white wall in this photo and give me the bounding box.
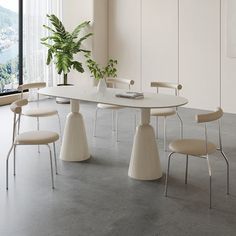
[142,0,178,93]
[221,0,236,113]
[108,0,236,113]
[180,0,220,110]
[62,0,108,88]
[109,0,141,91]
[93,0,108,64]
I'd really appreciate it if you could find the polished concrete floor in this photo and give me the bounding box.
[0,99,236,236]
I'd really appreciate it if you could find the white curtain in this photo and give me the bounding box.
[23,0,62,86]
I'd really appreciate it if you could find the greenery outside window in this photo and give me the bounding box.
[0,0,23,96]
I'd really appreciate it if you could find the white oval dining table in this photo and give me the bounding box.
[39,86,188,181]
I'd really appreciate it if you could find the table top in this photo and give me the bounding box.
[39,86,188,109]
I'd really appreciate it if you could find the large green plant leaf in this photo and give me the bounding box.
[46,49,53,65]
[41,35,62,43]
[72,61,84,73]
[56,53,72,75]
[71,21,90,39]
[47,14,67,38]
[42,25,56,34]
[77,33,93,45]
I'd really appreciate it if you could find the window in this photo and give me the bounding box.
[0,0,22,95]
[0,0,61,97]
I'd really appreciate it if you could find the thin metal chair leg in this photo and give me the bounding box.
[37,117,40,153]
[134,112,137,133]
[164,152,175,197]
[185,155,189,184]
[155,117,158,139]
[206,155,212,209]
[47,144,55,189]
[6,144,14,190]
[176,112,184,139]
[17,117,21,135]
[164,117,167,151]
[93,108,98,137]
[57,113,62,139]
[220,150,230,195]
[37,117,40,131]
[209,175,212,209]
[13,145,17,176]
[53,142,58,175]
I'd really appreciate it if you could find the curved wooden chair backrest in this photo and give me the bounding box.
[10,99,28,114]
[18,82,46,100]
[151,82,182,96]
[18,82,46,91]
[151,82,182,90]
[10,99,28,143]
[106,78,134,90]
[196,108,223,123]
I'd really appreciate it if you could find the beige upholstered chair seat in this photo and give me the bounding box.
[23,108,58,117]
[169,139,217,156]
[16,131,59,145]
[97,103,122,110]
[151,108,176,116]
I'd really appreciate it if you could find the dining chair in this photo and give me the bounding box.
[93,78,135,141]
[150,82,183,151]
[6,99,59,189]
[18,82,62,150]
[164,107,229,208]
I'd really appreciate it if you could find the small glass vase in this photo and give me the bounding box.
[97,78,107,93]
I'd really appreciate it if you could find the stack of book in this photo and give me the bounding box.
[115,91,144,99]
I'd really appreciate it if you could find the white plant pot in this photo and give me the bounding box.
[97,79,107,93]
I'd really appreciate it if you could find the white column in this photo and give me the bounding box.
[128,108,162,180]
[60,99,90,161]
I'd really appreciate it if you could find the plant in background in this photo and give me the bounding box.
[41,14,92,85]
[85,53,118,81]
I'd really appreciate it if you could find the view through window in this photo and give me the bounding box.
[0,0,61,96]
[0,0,20,95]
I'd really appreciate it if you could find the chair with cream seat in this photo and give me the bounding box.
[150,82,183,151]
[164,108,229,208]
[6,99,59,189]
[93,78,135,141]
[18,82,62,139]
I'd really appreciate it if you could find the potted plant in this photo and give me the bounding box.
[41,14,92,86]
[85,52,118,93]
